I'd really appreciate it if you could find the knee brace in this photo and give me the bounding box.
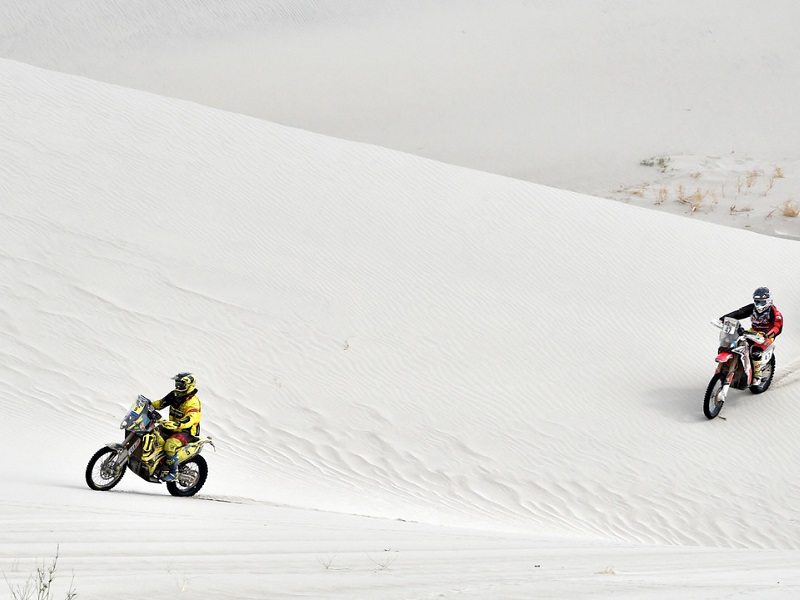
[163,437,184,456]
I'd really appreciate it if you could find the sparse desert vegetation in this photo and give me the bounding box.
[4,549,76,600]
[618,156,798,227]
[782,198,800,217]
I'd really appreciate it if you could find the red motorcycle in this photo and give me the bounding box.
[704,317,775,419]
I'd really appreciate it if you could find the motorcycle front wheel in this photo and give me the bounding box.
[703,372,726,419]
[85,447,127,491]
[167,455,208,497]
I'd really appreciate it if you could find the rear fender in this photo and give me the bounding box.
[177,436,215,464]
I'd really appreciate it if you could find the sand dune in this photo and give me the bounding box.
[3,3,800,598]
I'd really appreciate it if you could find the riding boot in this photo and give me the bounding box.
[752,359,764,384]
[163,455,179,482]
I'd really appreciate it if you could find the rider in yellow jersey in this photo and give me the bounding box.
[152,373,201,482]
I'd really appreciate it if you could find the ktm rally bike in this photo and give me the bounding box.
[704,317,775,419]
[85,395,214,496]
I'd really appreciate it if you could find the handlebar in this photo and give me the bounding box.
[745,332,766,344]
[712,319,766,343]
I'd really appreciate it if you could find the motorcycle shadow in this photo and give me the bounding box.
[645,386,732,423]
[65,480,209,500]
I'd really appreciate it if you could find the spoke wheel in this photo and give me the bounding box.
[750,354,776,394]
[167,455,208,497]
[703,373,726,419]
[85,447,126,491]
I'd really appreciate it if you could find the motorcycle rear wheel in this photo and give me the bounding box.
[749,355,776,394]
[86,447,127,491]
[167,455,208,497]
[703,372,726,419]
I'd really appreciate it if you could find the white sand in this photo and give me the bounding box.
[2,3,800,598]
[3,0,799,240]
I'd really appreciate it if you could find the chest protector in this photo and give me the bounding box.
[751,307,774,333]
[158,391,201,435]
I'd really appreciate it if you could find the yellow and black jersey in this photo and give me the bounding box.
[153,390,201,436]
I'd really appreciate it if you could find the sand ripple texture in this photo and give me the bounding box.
[2,58,800,550]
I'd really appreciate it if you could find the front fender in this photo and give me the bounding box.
[102,443,130,467]
[715,352,733,363]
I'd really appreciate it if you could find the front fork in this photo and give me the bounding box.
[106,432,140,469]
[716,373,733,405]
[714,371,733,404]
[714,348,751,403]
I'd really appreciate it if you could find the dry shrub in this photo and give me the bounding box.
[762,167,784,196]
[782,199,800,217]
[676,187,705,212]
[745,169,760,190]
[4,547,77,600]
[688,189,705,212]
[676,185,687,204]
[640,156,671,173]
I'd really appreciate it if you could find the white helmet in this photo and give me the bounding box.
[753,287,772,313]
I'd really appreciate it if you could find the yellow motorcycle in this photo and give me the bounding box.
[85,395,214,496]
